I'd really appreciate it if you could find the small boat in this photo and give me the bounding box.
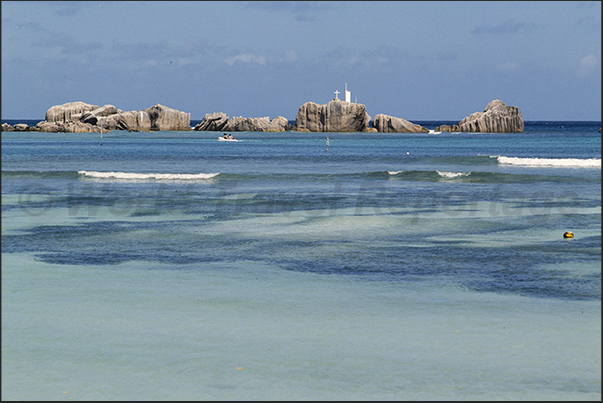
[218,137,239,142]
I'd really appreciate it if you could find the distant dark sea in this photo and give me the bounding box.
[2,119,44,127]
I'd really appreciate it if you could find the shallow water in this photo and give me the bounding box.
[2,254,600,400]
[2,122,601,400]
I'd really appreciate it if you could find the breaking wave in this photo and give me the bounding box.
[435,171,472,179]
[78,171,220,181]
[386,169,593,183]
[495,156,601,168]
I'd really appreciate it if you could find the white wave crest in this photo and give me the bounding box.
[496,156,601,168]
[436,171,471,179]
[78,171,220,180]
[388,171,402,175]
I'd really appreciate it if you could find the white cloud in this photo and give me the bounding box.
[225,53,266,66]
[576,53,599,77]
[498,61,520,72]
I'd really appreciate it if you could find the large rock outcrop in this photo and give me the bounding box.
[38,102,191,132]
[436,100,524,133]
[145,104,191,131]
[102,104,191,131]
[193,113,288,132]
[373,114,429,133]
[36,120,103,133]
[45,101,99,123]
[193,112,229,131]
[222,116,288,132]
[102,110,151,131]
[295,99,371,132]
[80,104,121,125]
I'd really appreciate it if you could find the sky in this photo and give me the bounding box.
[1,1,601,121]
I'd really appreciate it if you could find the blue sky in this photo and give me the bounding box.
[2,1,601,121]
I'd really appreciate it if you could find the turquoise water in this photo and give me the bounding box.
[2,122,601,400]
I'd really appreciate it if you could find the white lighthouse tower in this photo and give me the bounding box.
[344,82,351,103]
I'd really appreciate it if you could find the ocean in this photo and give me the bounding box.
[2,121,601,400]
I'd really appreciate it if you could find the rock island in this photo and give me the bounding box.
[2,85,524,134]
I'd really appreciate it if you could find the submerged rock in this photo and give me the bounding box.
[373,114,428,133]
[436,100,524,133]
[295,99,371,132]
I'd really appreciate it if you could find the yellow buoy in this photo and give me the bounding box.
[563,231,574,239]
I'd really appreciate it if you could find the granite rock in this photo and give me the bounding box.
[222,116,288,132]
[41,102,191,132]
[295,99,371,132]
[102,110,151,131]
[145,104,191,131]
[36,120,102,133]
[1,123,39,132]
[373,114,429,133]
[436,100,524,133]
[45,101,100,123]
[81,105,121,125]
[194,112,229,131]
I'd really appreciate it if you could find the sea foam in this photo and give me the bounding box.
[496,156,601,168]
[389,170,472,179]
[436,171,471,179]
[78,171,220,180]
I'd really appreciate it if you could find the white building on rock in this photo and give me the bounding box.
[333,83,355,103]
